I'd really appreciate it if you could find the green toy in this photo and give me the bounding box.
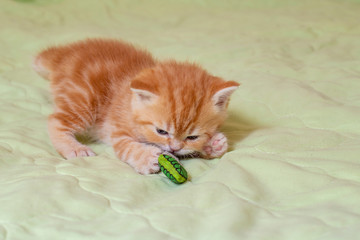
[158,153,188,184]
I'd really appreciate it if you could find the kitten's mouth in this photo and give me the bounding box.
[176,152,201,159]
[165,149,201,159]
[162,149,201,159]
[143,142,201,159]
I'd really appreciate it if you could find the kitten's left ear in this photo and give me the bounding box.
[212,80,240,110]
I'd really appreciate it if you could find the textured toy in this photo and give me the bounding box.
[158,153,188,184]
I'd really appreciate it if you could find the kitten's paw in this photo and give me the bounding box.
[63,145,96,159]
[203,132,228,158]
[133,146,162,175]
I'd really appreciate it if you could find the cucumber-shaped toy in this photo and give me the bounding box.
[158,153,188,184]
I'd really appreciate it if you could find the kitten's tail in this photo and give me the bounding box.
[32,46,64,80]
[32,54,51,80]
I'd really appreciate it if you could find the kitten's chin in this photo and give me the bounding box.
[174,150,201,159]
[157,145,201,159]
[175,149,193,156]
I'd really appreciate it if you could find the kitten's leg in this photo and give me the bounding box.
[202,132,228,158]
[112,136,162,174]
[48,112,96,159]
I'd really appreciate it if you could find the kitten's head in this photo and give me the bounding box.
[130,61,239,157]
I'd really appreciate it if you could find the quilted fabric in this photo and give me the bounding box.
[1,0,360,239]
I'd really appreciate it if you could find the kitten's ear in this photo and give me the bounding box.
[130,85,157,102]
[130,71,158,103]
[212,80,240,110]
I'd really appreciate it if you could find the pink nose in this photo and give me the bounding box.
[170,146,181,152]
[169,141,183,152]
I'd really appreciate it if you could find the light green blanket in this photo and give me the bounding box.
[1,0,360,239]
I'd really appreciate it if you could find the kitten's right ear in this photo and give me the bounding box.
[130,71,158,103]
[130,83,157,102]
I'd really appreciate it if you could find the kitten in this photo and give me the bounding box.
[33,39,239,174]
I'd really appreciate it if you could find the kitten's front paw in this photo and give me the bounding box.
[133,145,162,175]
[63,145,96,159]
[203,132,228,159]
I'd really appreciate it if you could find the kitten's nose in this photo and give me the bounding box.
[170,146,181,152]
[169,141,184,152]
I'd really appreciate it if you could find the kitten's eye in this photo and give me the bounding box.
[156,128,168,135]
[186,135,199,141]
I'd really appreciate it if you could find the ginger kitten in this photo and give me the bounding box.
[33,39,239,174]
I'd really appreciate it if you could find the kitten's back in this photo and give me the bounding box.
[33,39,156,82]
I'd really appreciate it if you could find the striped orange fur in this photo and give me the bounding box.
[33,39,239,174]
